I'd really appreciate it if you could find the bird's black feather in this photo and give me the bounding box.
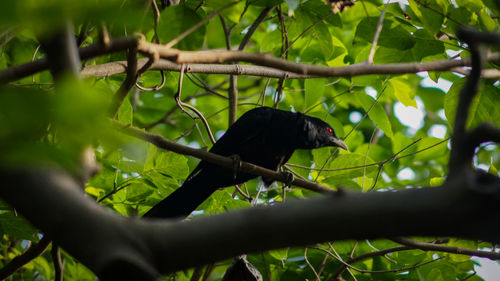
[144,107,347,219]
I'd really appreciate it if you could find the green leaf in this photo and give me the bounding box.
[430,177,445,186]
[478,8,497,31]
[126,182,153,202]
[305,78,326,109]
[456,0,484,12]
[199,190,250,215]
[413,137,448,161]
[489,162,498,176]
[154,152,189,179]
[356,92,393,138]
[355,18,415,50]
[157,5,206,50]
[445,79,500,129]
[118,97,133,124]
[0,212,38,241]
[269,248,289,264]
[314,152,378,183]
[314,22,333,61]
[249,0,282,7]
[408,0,444,36]
[391,132,418,157]
[389,77,417,107]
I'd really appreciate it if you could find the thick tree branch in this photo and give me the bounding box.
[39,23,81,79]
[0,36,138,84]
[0,164,499,280]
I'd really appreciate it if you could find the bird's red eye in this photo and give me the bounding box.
[326,127,333,135]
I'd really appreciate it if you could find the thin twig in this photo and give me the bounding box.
[330,239,449,280]
[0,236,51,280]
[304,248,321,281]
[367,1,389,64]
[51,244,65,281]
[313,246,442,274]
[392,237,500,259]
[175,64,217,144]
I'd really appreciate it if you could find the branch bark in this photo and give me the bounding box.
[139,41,500,77]
[3,35,500,84]
[0,164,499,280]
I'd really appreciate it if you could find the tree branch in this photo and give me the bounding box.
[110,46,138,116]
[82,58,315,79]
[3,35,500,84]
[391,237,500,259]
[0,236,51,280]
[84,51,500,79]
[448,27,483,175]
[139,41,500,77]
[0,36,138,84]
[0,164,499,279]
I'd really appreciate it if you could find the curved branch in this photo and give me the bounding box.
[139,40,500,77]
[110,46,138,117]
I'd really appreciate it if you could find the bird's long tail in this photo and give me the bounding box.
[143,175,216,219]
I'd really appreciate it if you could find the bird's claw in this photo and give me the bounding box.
[282,171,294,188]
[229,154,241,179]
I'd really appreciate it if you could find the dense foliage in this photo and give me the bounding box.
[0,0,499,280]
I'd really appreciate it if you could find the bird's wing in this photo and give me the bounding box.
[209,107,273,155]
[186,107,273,181]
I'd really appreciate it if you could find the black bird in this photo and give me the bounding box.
[144,107,347,219]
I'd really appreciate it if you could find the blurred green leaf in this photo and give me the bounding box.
[389,77,417,107]
[158,4,206,49]
[0,212,37,241]
[118,97,133,125]
[305,79,326,110]
[355,18,415,50]
[356,91,393,138]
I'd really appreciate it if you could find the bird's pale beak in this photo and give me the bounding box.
[331,137,348,151]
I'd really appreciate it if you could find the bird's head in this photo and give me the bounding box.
[299,115,348,151]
